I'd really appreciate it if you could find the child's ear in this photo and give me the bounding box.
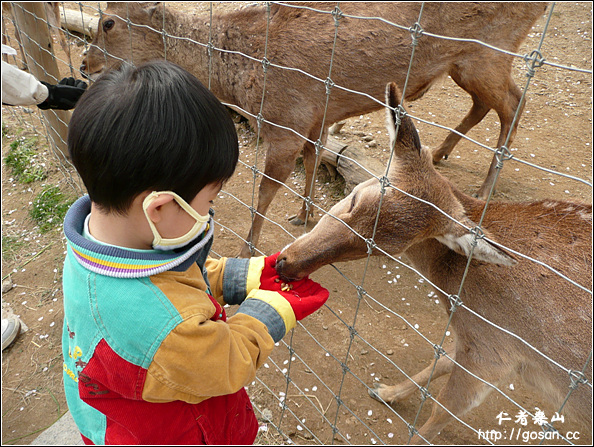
[142,192,175,223]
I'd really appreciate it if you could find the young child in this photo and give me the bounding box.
[62,60,329,445]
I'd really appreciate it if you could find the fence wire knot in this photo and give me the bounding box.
[365,238,377,255]
[396,104,408,125]
[314,138,324,156]
[409,22,424,44]
[206,41,214,59]
[524,49,545,78]
[448,294,463,312]
[304,196,313,212]
[355,284,367,298]
[495,145,513,169]
[340,362,350,375]
[261,56,270,73]
[348,325,358,339]
[324,77,335,95]
[568,370,587,390]
[469,226,485,247]
[332,5,343,24]
[407,424,419,439]
[379,175,391,193]
[256,112,264,129]
[419,386,432,402]
[433,344,446,359]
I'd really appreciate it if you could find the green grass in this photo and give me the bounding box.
[29,185,74,233]
[4,137,47,184]
[2,235,26,263]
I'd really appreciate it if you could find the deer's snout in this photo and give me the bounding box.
[274,253,293,282]
[275,250,307,283]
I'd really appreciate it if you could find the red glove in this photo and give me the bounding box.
[259,252,329,320]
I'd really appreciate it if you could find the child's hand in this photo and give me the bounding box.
[254,251,329,320]
[274,275,329,320]
[237,253,329,341]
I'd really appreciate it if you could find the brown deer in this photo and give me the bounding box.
[275,82,592,444]
[79,2,547,258]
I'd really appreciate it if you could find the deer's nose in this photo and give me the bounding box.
[274,255,287,273]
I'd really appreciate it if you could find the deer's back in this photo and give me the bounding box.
[208,2,546,119]
[406,198,591,384]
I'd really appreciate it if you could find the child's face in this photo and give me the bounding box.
[189,182,222,216]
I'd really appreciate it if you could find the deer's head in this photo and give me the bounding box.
[80,2,165,81]
[276,82,516,281]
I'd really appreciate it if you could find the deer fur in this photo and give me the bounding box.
[275,82,592,443]
[80,2,547,257]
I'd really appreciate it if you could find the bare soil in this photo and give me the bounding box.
[2,2,591,445]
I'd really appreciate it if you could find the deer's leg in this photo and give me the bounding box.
[444,61,524,199]
[475,83,523,199]
[288,127,326,226]
[408,348,516,444]
[239,134,305,258]
[432,95,490,164]
[369,349,455,404]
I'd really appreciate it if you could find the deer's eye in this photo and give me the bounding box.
[103,19,115,31]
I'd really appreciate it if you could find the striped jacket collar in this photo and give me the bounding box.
[63,196,214,279]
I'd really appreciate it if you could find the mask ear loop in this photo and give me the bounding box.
[143,191,211,248]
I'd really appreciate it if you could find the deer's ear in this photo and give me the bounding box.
[436,217,517,266]
[141,2,161,17]
[385,82,422,163]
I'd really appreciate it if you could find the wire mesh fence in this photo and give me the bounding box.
[2,2,592,445]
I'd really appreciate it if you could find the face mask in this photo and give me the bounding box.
[143,191,210,251]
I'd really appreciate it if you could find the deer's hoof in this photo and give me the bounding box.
[368,383,386,402]
[288,215,305,226]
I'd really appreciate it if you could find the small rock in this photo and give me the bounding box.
[260,408,273,422]
[2,278,13,293]
[360,349,369,355]
[386,349,394,356]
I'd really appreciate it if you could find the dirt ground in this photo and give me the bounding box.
[2,2,592,445]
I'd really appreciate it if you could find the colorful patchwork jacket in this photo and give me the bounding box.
[62,196,296,445]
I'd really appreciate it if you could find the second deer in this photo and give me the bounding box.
[80,2,547,257]
[276,82,592,443]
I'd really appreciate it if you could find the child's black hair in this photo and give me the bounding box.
[68,60,238,214]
